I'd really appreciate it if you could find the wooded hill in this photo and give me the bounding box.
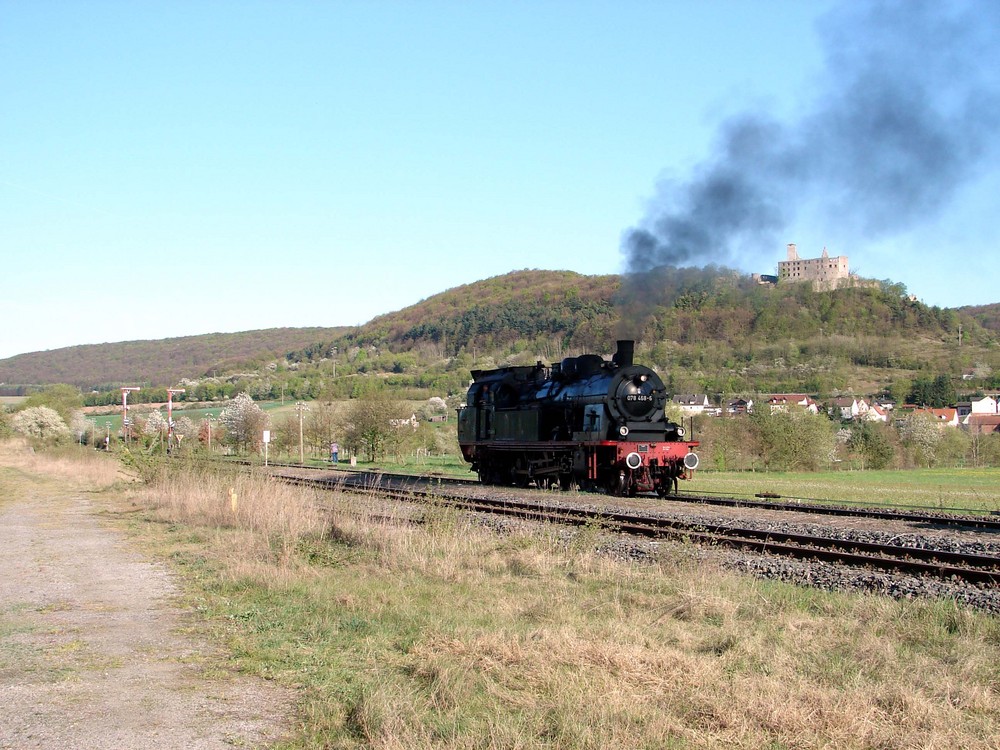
[2,268,998,399]
[960,302,1000,335]
[292,268,999,398]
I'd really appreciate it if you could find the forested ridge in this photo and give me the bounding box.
[0,327,349,392]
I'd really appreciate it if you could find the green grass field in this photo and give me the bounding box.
[85,404,227,434]
[690,467,1000,513]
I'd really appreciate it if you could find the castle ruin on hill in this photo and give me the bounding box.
[777,243,852,291]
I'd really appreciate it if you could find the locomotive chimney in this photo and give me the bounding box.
[613,340,634,368]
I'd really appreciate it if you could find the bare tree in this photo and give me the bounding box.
[342,393,408,461]
[305,403,340,457]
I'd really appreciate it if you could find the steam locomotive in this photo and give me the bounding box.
[458,340,699,495]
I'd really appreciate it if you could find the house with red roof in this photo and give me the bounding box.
[864,403,889,422]
[767,394,819,415]
[910,408,959,428]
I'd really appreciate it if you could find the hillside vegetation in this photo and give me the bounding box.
[2,269,997,401]
[288,268,998,399]
[960,302,1000,334]
[0,327,350,392]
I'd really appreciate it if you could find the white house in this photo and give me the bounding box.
[911,408,959,428]
[829,397,871,421]
[672,394,710,416]
[864,403,889,422]
[971,396,999,415]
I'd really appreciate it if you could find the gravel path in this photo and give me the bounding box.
[0,477,293,749]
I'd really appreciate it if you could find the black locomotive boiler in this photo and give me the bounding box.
[458,340,699,495]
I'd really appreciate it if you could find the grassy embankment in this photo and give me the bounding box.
[4,442,999,748]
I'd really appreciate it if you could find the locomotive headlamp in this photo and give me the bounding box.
[619,425,629,436]
[676,426,685,438]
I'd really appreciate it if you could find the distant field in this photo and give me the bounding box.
[85,404,230,433]
[0,396,26,406]
[692,468,1000,513]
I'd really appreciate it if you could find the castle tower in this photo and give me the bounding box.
[787,243,799,261]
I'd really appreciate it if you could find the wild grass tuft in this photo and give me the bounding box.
[134,464,330,570]
[0,438,123,489]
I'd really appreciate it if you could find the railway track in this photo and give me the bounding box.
[275,469,1000,587]
[260,460,1000,530]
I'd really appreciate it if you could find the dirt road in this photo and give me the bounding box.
[0,468,293,749]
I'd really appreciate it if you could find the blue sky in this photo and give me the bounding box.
[2,1,997,359]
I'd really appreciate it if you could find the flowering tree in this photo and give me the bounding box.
[173,415,196,439]
[68,411,93,444]
[12,406,70,442]
[899,413,942,467]
[144,410,167,436]
[219,392,269,452]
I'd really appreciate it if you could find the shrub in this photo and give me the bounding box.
[11,406,70,443]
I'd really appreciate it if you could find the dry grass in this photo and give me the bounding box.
[107,465,1000,749]
[0,438,124,489]
[133,465,330,571]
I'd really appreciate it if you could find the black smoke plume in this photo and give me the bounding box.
[622,0,1000,277]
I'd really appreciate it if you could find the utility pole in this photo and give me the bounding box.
[120,387,140,444]
[295,401,309,464]
[166,388,186,450]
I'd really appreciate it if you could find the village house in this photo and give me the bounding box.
[767,394,820,415]
[960,396,999,432]
[828,397,871,421]
[965,414,1000,435]
[865,402,889,422]
[910,407,959,428]
[873,397,895,412]
[971,395,999,415]
[671,394,711,416]
[726,398,753,415]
